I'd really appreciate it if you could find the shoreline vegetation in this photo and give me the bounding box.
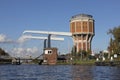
[0,58,120,66]
[57,60,96,65]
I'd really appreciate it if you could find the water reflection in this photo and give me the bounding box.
[71,65,94,80]
[93,66,120,80]
[71,65,120,80]
[0,64,120,80]
[0,65,72,80]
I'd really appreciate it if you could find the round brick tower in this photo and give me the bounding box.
[70,14,95,52]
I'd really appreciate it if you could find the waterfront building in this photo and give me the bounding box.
[70,14,95,52]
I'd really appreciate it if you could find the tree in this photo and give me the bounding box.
[71,46,77,57]
[0,48,9,56]
[77,50,89,60]
[108,26,120,54]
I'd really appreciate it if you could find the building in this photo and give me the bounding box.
[44,48,58,65]
[70,14,95,52]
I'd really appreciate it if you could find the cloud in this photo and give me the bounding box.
[17,35,26,43]
[0,34,29,44]
[17,35,31,43]
[0,34,14,43]
[0,34,42,58]
[11,47,40,58]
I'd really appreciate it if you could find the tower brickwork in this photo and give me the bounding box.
[70,14,95,52]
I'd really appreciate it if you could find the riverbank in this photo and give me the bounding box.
[57,60,120,66]
[0,59,12,64]
[57,60,96,65]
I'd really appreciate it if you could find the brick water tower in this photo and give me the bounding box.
[70,14,95,52]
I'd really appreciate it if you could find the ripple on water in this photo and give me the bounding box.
[0,64,120,80]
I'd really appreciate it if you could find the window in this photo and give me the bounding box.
[48,50,52,54]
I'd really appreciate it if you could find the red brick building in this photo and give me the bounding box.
[44,48,58,65]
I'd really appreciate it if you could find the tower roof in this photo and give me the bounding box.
[70,13,93,21]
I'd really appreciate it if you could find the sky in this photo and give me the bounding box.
[0,0,120,58]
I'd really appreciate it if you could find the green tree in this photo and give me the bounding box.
[71,46,76,55]
[0,48,9,56]
[108,26,120,54]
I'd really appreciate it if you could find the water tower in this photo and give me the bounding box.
[70,14,95,52]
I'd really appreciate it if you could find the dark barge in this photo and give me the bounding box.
[95,61,120,66]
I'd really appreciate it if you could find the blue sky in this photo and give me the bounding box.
[0,0,120,57]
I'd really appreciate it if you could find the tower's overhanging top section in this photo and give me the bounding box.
[70,14,94,21]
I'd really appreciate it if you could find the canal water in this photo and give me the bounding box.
[0,64,120,80]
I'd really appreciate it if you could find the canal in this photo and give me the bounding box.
[0,64,120,80]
